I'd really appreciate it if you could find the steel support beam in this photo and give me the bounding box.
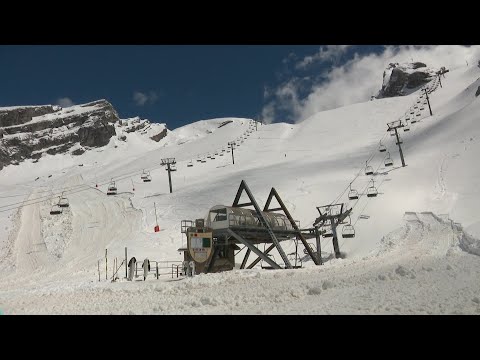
[227,229,281,269]
[240,248,251,269]
[247,244,276,269]
[394,128,406,167]
[315,226,322,265]
[232,181,292,268]
[264,187,319,265]
[331,218,341,258]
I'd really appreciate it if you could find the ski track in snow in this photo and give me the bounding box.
[1,211,479,315]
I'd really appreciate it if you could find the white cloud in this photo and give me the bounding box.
[133,91,159,106]
[296,45,351,69]
[263,45,480,124]
[57,97,75,108]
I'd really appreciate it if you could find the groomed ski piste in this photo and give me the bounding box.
[1,64,480,314]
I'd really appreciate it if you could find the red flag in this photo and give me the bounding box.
[154,225,160,232]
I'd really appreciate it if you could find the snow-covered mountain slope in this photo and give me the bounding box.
[1,63,480,314]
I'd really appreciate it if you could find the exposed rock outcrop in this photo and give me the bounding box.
[376,62,438,98]
[150,128,168,142]
[0,105,59,127]
[0,99,118,170]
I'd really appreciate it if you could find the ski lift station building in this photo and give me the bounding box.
[179,206,300,274]
[178,181,323,275]
[179,205,317,274]
[206,205,295,243]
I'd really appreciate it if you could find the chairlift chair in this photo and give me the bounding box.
[341,216,355,238]
[348,184,359,200]
[143,174,152,182]
[416,112,421,117]
[187,160,193,167]
[50,204,63,215]
[107,180,117,195]
[321,225,333,238]
[403,123,410,132]
[58,196,69,208]
[384,152,393,167]
[420,106,425,110]
[367,181,378,197]
[342,224,356,238]
[379,141,387,152]
[365,161,374,175]
[141,170,148,180]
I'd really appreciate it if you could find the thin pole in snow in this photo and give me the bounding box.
[125,247,127,279]
[98,260,100,282]
[154,202,159,226]
[105,249,108,281]
[424,88,433,116]
[228,141,235,165]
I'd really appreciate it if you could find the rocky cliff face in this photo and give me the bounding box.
[376,62,438,98]
[150,128,168,142]
[0,105,60,127]
[117,116,169,143]
[0,100,118,170]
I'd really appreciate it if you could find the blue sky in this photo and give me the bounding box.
[2,45,475,128]
[0,45,385,128]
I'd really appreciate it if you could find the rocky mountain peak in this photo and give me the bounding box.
[376,62,438,98]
